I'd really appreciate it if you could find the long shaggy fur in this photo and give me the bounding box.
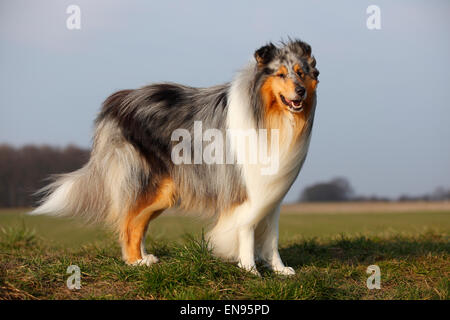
[32,39,319,274]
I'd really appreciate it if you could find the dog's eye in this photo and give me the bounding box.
[277,73,286,78]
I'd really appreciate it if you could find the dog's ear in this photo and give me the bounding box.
[254,43,277,67]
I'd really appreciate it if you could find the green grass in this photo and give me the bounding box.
[0,208,449,300]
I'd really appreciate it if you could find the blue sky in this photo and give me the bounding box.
[1,0,449,202]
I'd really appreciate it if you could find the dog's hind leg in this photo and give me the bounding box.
[119,178,175,266]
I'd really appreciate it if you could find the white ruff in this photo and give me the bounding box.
[207,66,314,275]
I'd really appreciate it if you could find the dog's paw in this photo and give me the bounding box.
[273,266,296,276]
[238,262,261,277]
[128,254,159,267]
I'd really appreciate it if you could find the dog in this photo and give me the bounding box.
[32,39,319,276]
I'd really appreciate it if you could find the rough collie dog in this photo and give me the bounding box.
[32,39,319,276]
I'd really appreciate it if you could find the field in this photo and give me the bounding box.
[0,202,449,300]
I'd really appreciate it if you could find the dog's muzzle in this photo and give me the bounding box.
[280,94,304,113]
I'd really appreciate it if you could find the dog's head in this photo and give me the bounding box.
[255,40,319,115]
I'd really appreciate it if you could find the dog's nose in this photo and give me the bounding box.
[295,86,306,97]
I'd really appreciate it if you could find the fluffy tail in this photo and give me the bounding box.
[30,117,150,229]
[30,162,110,225]
[31,87,155,230]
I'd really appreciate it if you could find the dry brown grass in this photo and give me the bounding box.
[281,201,450,215]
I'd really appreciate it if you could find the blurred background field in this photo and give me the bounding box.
[1,202,449,246]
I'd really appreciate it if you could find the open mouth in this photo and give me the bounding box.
[280,94,304,112]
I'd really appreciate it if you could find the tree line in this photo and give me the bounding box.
[0,144,449,207]
[0,144,89,207]
[300,177,450,202]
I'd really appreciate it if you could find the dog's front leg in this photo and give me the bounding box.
[237,225,260,276]
[258,207,295,276]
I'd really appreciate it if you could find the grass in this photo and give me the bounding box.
[0,206,449,300]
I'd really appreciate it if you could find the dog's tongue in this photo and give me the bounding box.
[288,99,302,109]
[282,95,303,110]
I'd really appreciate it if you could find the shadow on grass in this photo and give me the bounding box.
[280,233,450,268]
[1,226,448,299]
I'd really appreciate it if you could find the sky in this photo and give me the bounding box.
[1,0,449,202]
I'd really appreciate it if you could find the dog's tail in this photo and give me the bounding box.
[30,161,110,224]
[30,122,148,229]
[30,91,147,229]
[30,132,147,229]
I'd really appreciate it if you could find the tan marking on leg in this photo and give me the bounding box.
[120,178,176,264]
